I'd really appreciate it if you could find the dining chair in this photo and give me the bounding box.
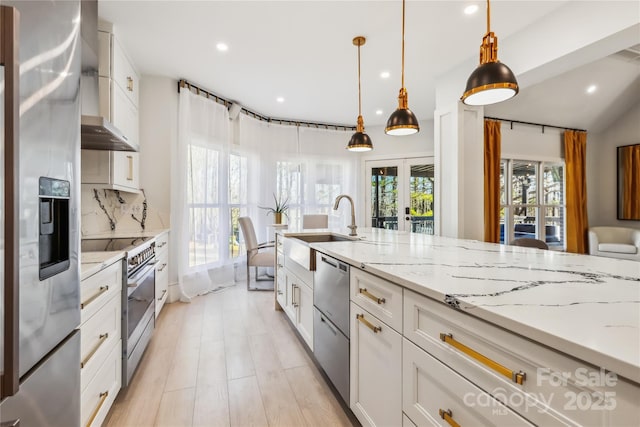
[510,237,549,250]
[302,214,329,229]
[238,217,274,291]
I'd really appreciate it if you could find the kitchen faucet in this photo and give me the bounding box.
[333,195,357,236]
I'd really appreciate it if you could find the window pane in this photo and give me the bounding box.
[543,164,564,205]
[371,166,398,230]
[512,161,537,206]
[229,154,247,205]
[188,207,220,267]
[315,163,343,205]
[514,207,538,240]
[500,207,506,244]
[229,207,246,259]
[277,161,303,204]
[545,206,564,249]
[500,161,506,205]
[409,164,434,235]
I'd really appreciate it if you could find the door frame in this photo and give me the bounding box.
[362,154,436,233]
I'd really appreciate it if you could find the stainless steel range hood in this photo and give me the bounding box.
[80,0,138,152]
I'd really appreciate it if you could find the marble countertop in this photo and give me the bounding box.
[80,229,170,280]
[281,228,640,384]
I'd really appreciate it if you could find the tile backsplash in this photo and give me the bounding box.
[81,187,168,235]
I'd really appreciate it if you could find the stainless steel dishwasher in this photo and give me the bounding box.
[314,252,350,404]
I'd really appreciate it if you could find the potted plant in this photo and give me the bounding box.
[259,193,289,224]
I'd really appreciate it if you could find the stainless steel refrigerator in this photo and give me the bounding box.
[1,1,81,425]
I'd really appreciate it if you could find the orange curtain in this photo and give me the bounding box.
[484,120,501,243]
[565,130,589,254]
[622,145,640,219]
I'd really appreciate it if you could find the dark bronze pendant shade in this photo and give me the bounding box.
[461,0,519,106]
[347,36,373,152]
[385,0,419,136]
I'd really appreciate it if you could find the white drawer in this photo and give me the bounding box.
[403,338,533,427]
[155,258,169,318]
[81,293,121,391]
[404,289,638,426]
[155,231,169,257]
[351,268,403,332]
[81,340,122,427]
[81,260,123,324]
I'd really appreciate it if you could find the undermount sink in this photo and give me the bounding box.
[290,233,357,243]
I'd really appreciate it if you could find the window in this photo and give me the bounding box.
[229,153,248,259]
[276,161,304,228]
[187,144,220,267]
[500,159,565,249]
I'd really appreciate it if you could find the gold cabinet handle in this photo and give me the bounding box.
[86,390,109,427]
[292,284,299,307]
[359,287,386,304]
[157,289,167,301]
[81,333,109,369]
[356,313,381,333]
[157,262,167,272]
[81,286,109,309]
[157,241,167,248]
[440,333,526,385]
[126,155,133,181]
[439,409,460,427]
[126,76,133,92]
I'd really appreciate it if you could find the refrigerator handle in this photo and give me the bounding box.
[0,5,20,399]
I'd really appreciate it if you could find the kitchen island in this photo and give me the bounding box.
[278,227,640,426]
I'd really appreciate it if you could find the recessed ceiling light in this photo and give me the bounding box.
[464,4,479,15]
[276,97,285,103]
[380,71,390,79]
[375,109,383,115]
[216,42,228,52]
[586,85,597,94]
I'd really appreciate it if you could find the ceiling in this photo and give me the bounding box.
[99,1,639,133]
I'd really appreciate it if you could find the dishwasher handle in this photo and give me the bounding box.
[320,255,348,274]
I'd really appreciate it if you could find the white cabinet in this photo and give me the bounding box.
[275,235,286,309]
[403,338,532,427]
[155,231,170,317]
[98,22,139,148]
[80,259,123,427]
[350,300,402,427]
[81,149,140,193]
[282,268,314,350]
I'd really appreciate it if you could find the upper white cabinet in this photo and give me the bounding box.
[98,20,140,150]
[82,150,140,193]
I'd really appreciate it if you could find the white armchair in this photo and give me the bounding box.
[239,217,275,290]
[588,226,640,261]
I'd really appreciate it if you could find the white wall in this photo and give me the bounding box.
[587,102,640,229]
[501,123,564,161]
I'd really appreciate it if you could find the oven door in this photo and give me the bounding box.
[126,261,155,350]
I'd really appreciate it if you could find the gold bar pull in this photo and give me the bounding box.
[157,262,167,272]
[356,313,381,333]
[439,333,526,385]
[292,284,299,308]
[126,155,133,181]
[359,287,386,304]
[438,409,460,427]
[86,390,109,427]
[127,76,133,92]
[157,289,167,302]
[80,286,109,309]
[81,333,109,369]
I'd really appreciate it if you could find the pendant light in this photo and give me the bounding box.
[461,0,519,106]
[347,36,373,152]
[385,0,419,136]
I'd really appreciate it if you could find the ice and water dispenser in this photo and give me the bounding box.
[38,177,71,280]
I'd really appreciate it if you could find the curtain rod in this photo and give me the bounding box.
[485,116,586,133]
[177,79,356,131]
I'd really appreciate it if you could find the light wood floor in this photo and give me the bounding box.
[105,283,355,427]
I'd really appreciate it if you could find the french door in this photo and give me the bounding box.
[365,157,435,234]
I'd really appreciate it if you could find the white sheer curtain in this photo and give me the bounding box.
[173,88,230,300]
[174,92,360,297]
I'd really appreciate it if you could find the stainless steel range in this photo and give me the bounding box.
[81,236,156,386]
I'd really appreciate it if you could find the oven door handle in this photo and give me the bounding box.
[127,262,156,288]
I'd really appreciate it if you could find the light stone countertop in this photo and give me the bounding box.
[281,227,640,384]
[80,229,170,280]
[80,251,125,281]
